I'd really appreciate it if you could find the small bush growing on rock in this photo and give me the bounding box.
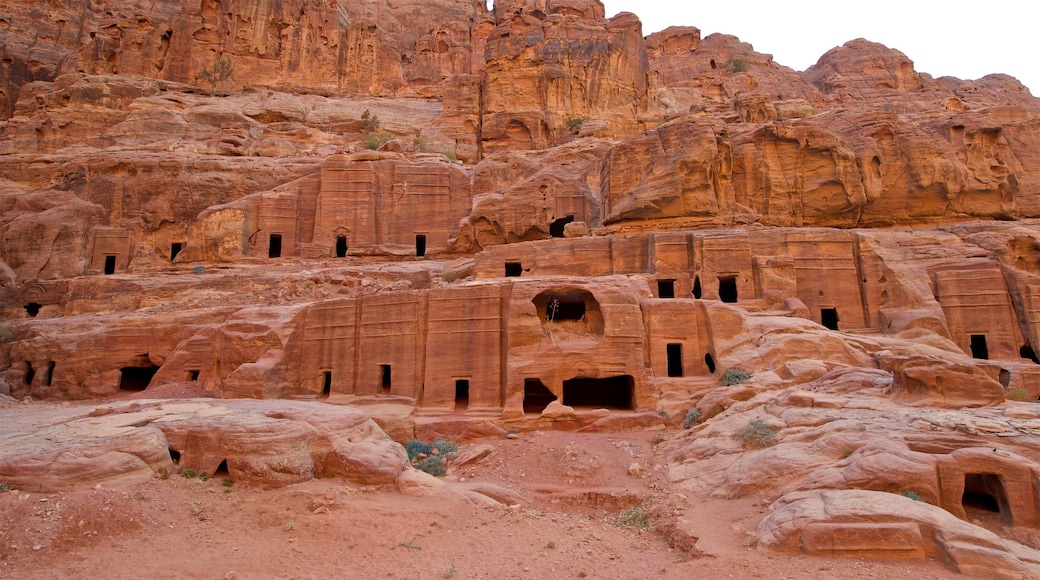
[722,368,753,386]
[683,408,702,429]
[618,505,649,529]
[0,324,13,343]
[430,438,457,455]
[182,467,197,479]
[414,456,446,477]
[901,490,922,502]
[360,109,381,133]
[0,481,11,492]
[405,439,432,461]
[1006,387,1030,401]
[222,477,234,488]
[198,54,234,88]
[363,130,394,150]
[566,117,587,130]
[724,57,748,73]
[734,419,777,449]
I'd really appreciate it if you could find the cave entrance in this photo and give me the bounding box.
[24,302,41,317]
[546,292,586,321]
[718,275,738,303]
[549,215,574,238]
[268,234,282,258]
[213,460,230,478]
[104,255,117,275]
[821,308,840,331]
[1021,344,1039,364]
[322,371,332,398]
[692,276,702,299]
[24,362,34,386]
[657,279,675,299]
[562,375,634,410]
[45,361,55,387]
[335,236,348,258]
[119,355,160,392]
[970,334,989,360]
[704,353,716,374]
[380,364,392,394]
[168,448,181,465]
[667,344,683,377]
[454,379,469,411]
[962,473,1011,524]
[505,262,522,277]
[523,378,557,414]
[187,370,200,381]
[170,242,183,261]
[415,235,427,257]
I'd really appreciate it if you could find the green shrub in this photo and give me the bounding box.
[566,117,587,130]
[182,467,197,479]
[724,57,748,73]
[414,456,446,477]
[198,54,234,88]
[1006,387,1030,401]
[360,109,381,133]
[413,135,431,152]
[618,505,649,529]
[722,368,753,386]
[734,419,777,449]
[363,130,393,150]
[430,438,457,455]
[901,490,922,502]
[683,408,702,429]
[0,481,11,492]
[221,477,234,488]
[441,149,458,162]
[405,439,432,461]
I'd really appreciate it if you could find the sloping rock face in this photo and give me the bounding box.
[2,2,1040,577]
[0,0,490,118]
[0,399,409,491]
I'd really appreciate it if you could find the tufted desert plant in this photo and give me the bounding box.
[722,368,752,386]
[683,408,702,429]
[734,419,777,449]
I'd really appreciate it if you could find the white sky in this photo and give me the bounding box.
[591,1,1037,94]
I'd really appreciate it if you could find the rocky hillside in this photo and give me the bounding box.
[1,1,1039,576]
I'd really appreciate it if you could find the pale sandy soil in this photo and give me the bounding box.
[0,424,965,580]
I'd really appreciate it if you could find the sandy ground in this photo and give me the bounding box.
[0,424,966,580]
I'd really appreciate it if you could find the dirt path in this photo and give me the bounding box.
[0,429,960,579]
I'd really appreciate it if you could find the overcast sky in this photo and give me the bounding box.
[598,1,1036,94]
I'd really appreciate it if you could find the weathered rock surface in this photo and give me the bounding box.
[0,399,409,491]
[759,489,1040,578]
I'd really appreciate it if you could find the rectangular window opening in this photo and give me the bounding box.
[335,236,348,258]
[415,235,427,257]
[188,370,200,381]
[718,275,738,303]
[104,255,117,275]
[505,262,522,277]
[970,334,989,360]
[380,364,392,394]
[657,279,675,299]
[322,370,332,397]
[170,242,183,261]
[821,308,840,331]
[268,234,283,258]
[454,379,470,411]
[666,344,683,377]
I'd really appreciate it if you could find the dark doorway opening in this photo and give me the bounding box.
[335,236,348,258]
[505,262,522,277]
[415,235,427,257]
[704,353,716,374]
[213,460,230,478]
[24,362,34,385]
[545,292,586,321]
[962,473,1011,524]
[998,369,1010,388]
[322,371,332,398]
[562,375,635,410]
[25,302,41,317]
[692,276,702,299]
[188,370,200,381]
[268,234,282,258]
[119,365,159,391]
[523,379,557,414]
[45,361,55,387]
[667,344,683,377]
[658,279,675,299]
[104,255,117,275]
[821,308,840,331]
[380,364,392,394]
[1021,344,1039,364]
[549,215,575,238]
[718,275,738,303]
[454,379,469,411]
[970,334,989,360]
[168,449,181,465]
[170,242,183,261]
[709,59,717,69]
